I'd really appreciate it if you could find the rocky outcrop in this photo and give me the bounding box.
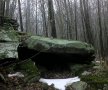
[0,18,30,66]
[18,36,95,70]
[21,36,95,54]
[0,17,39,84]
[0,27,19,67]
[0,16,19,30]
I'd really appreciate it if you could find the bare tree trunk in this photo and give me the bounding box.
[82,0,93,44]
[48,0,57,38]
[67,0,74,39]
[35,0,38,34]
[55,0,64,38]
[26,0,31,32]
[0,0,5,26]
[80,0,86,41]
[64,0,70,39]
[74,0,78,40]
[18,0,24,32]
[9,0,17,18]
[97,0,104,58]
[5,0,10,17]
[40,0,48,37]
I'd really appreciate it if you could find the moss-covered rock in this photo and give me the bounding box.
[66,81,87,90]
[69,64,93,76]
[23,36,95,55]
[80,70,108,90]
[18,36,95,70]
[0,16,19,30]
[0,30,19,60]
[14,60,40,83]
[0,22,29,61]
[0,17,41,89]
[0,20,19,60]
[0,42,19,60]
[0,29,19,42]
[81,74,108,84]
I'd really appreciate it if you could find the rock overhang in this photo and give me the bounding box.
[22,36,95,55]
[18,35,95,69]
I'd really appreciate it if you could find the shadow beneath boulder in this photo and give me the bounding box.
[18,45,95,71]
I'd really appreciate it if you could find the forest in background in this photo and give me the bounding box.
[0,0,108,62]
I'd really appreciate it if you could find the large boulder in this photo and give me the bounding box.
[0,30,19,57]
[0,18,30,66]
[0,42,18,59]
[22,36,94,54]
[0,17,19,61]
[0,27,19,66]
[18,36,95,70]
[0,21,30,66]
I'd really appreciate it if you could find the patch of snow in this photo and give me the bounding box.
[39,77,80,90]
[8,72,24,78]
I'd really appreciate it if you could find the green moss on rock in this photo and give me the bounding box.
[81,71,108,90]
[0,24,20,60]
[66,81,87,90]
[0,30,19,42]
[0,52,8,59]
[14,60,40,83]
[0,42,19,59]
[81,75,108,84]
[23,36,95,55]
[0,16,19,30]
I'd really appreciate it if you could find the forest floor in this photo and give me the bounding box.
[1,61,108,90]
[0,69,74,90]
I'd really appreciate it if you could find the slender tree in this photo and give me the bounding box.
[26,0,31,32]
[74,0,78,40]
[40,0,48,36]
[5,0,10,17]
[35,0,38,34]
[82,0,94,44]
[9,0,17,18]
[48,0,57,38]
[18,0,24,32]
[97,0,104,58]
[0,0,5,26]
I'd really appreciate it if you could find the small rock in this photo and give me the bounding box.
[103,84,108,90]
[93,65,101,70]
[66,81,87,90]
[82,71,91,76]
